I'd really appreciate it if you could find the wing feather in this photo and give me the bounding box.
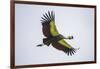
[41,11,59,37]
[41,11,53,37]
[52,39,77,56]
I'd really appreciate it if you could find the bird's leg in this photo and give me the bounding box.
[37,44,45,47]
[37,40,51,47]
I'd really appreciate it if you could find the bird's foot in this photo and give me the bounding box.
[37,44,44,47]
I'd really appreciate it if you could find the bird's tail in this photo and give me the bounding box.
[43,38,51,46]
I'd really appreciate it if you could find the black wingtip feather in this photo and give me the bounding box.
[41,11,55,24]
[63,48,78,56]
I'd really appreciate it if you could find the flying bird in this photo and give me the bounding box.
[37,11,79,56]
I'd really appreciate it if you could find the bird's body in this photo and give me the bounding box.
[37,11,78,56]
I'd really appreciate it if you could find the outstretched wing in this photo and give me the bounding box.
[41,11,59,38]
[52,39,77,56]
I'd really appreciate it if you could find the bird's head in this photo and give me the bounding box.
[60,34,73,40]
[67,36,73,39]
